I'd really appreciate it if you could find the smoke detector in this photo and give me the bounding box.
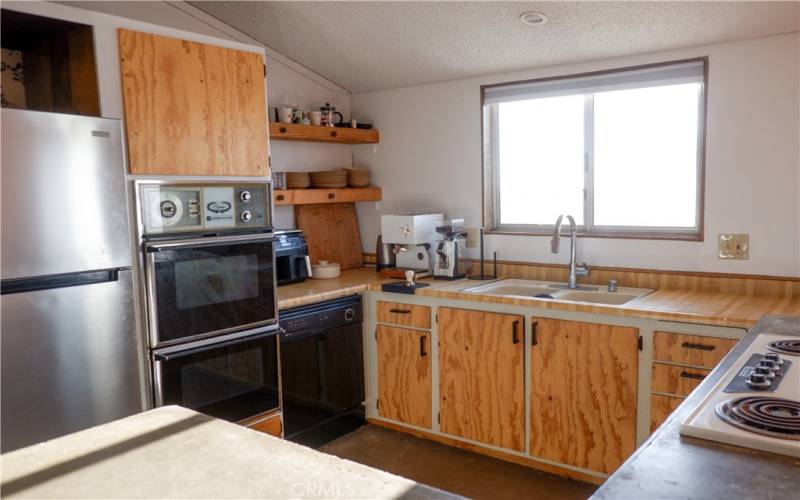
[519,12,548,26]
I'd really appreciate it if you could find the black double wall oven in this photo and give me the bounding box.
[138,181,281,423]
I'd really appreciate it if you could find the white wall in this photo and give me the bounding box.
[352,32,800,277]
[6,1,354,229]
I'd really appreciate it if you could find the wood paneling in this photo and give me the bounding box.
[247,413,282,437]
[530,318,638,474]
[438,307,525,451]
[368,418,605,485]
[653,331,737,368]
[274,187,382,206]
[270,122,379,144]
[376,301,431,329]
[650,394,683,434]
[118,29,268,176]
[651,363,709,397]
[295,203,364,270]
[376,325,431,429]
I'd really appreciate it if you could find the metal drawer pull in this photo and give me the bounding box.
[419,335,427,357]
[680,371,706,380]
[389,308,411,314]
[512,320,520,344]
[681,342,715,351]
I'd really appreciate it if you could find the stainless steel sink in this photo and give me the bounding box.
[461,279,653,305]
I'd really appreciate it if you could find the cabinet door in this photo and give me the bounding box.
[530,318,638,474]
[438,307,525,451]
[650,394,682,434]
[376,325,431,429]
[118,29,269,176]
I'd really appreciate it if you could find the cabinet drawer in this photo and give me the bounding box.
[246,414,282,437]
[650,394,683,434]
[653,331,737,368]
[377,301,431,329]
[651,363,710,397]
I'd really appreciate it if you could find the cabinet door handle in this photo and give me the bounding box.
[681,342,715,351]
[531,321,538,346]
[389,308,411,314]
[419,335,427,357]
[512,320,520,344]
[680,371,706,380]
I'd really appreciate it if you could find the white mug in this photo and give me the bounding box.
[309,111,322,126]
[278,106,294,123]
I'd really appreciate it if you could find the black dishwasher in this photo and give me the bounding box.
[279,295,365,447]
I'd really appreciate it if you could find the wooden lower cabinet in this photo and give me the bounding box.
[376,325,432,429]
[650,394,683,433]
[653,331,737,368]
[651,363,709,397]
[530,318,639,474]
[246,413,282,437]
[438,307,525,451]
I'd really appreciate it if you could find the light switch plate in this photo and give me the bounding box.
[718,233,749,259]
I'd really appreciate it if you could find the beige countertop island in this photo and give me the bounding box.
[0,406,460,499]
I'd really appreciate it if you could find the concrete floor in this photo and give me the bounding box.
[319,425,597,500]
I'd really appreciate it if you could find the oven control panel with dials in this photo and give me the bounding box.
[139,183,270,235]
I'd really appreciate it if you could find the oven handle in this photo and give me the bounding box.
[146,233,275,252]
[153,327,283,362]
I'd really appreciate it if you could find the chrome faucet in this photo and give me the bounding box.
[551,214,590,289]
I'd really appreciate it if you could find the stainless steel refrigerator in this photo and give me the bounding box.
[1,109,144,452]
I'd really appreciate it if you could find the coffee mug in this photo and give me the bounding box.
[278,106,294,123]
[309,111,322,126]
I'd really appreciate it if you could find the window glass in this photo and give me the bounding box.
[498,95,585,226]
[593,83,700,227]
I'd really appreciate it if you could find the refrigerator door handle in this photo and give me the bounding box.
[0,269,122,295]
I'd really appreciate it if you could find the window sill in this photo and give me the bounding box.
[485,228,703,242]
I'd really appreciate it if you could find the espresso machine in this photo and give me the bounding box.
[434,219,467,280]
[380,213,443,279]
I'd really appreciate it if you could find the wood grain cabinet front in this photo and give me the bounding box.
[246,413,282,437]
[118,29,269,176]
[530,318,639,474]
[438,307,525,452]
[376,325,432,429]
[652,331,737,368]
[651,363,710,397]
[650,394,683,433]
[376,301,431,329]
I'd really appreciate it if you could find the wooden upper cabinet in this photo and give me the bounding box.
[530,318,639,474]
[376,325,432,429]
[438,308,525,451]
[117,29,269,176]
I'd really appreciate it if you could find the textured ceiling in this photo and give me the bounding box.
[191,1,798,92]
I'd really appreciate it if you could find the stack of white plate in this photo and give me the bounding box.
[286,172,310,189]
[345,168,370,188]
[310,170,348,188]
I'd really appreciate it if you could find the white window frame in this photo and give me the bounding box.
[481,57,708,241]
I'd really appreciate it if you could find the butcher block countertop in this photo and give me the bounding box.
[0,406,460,499]
[278,268,799,328]
[592,315,800,500]
[277,268,388,309]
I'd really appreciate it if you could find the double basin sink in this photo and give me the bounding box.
[461,279,654,306]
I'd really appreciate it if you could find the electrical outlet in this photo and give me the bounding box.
[465,228,480,248]
[718,234,749,260]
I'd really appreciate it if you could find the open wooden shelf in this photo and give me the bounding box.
[269,122,380,144]
[274,187,382,206]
